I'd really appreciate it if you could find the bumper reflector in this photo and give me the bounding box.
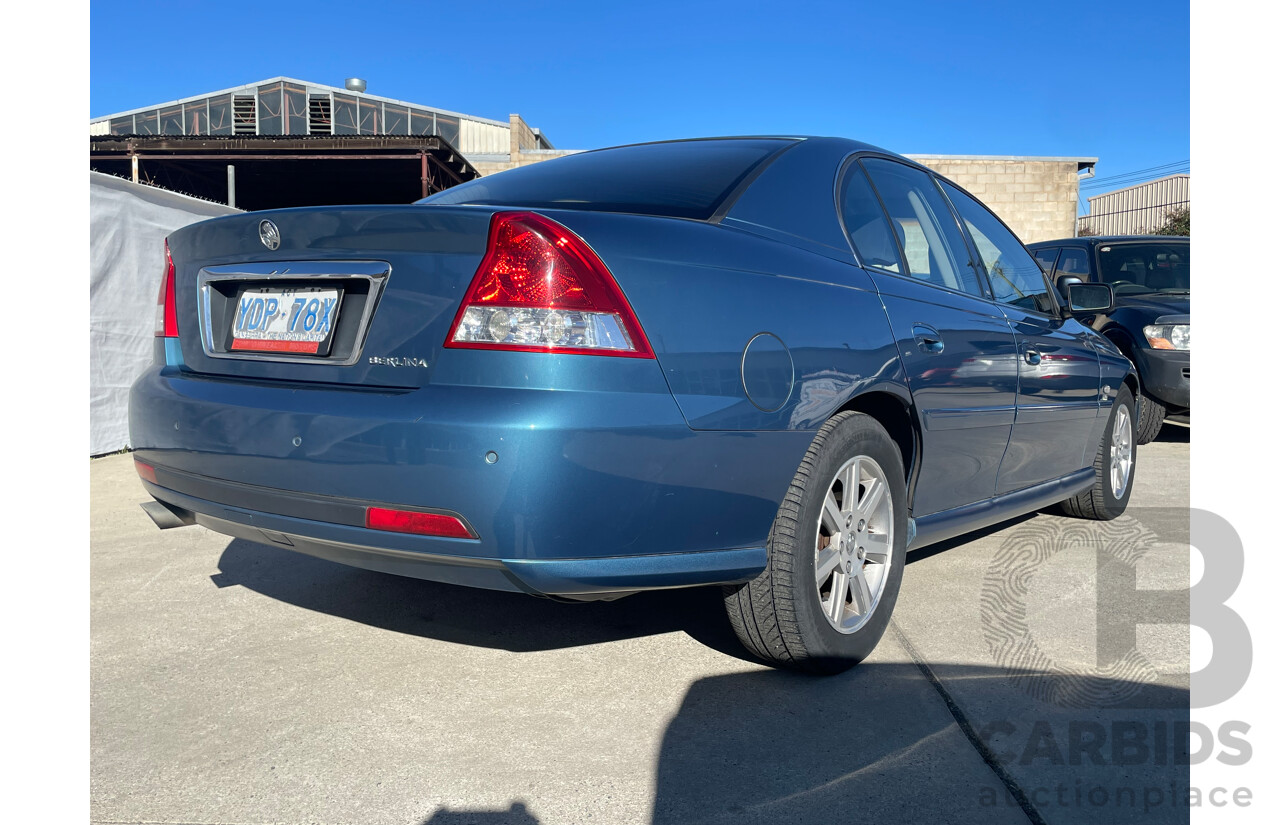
[365,507,475,539]
[135,460,158,485]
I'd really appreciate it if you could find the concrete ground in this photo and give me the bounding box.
[91,424,1190,825]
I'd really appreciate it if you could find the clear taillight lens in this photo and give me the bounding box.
[155,240,178,338]
[445,211,653,358]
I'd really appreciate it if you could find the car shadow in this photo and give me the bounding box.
[411,664,1189,825]
[1154,421,1190,443]
[213,538,752,660]
[645,664,1189,825]
[419,802,541,824]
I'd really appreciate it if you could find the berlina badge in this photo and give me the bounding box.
[259,220,281,250]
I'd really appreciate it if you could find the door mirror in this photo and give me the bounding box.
[1056,274,1083,293]
[1066,282,1114,314]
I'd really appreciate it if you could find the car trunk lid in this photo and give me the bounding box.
[167,204,496,389]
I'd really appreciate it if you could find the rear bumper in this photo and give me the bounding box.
[139,468,767,598]
[129,363,810,596]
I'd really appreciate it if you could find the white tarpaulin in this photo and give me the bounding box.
[90,171,240,455]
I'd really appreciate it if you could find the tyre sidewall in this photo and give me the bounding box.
[1098,386,1137,516]
[1136,388,1166,445]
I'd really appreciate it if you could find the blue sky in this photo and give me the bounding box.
[90,0,1188,189]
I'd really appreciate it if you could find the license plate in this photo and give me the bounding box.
[231,287,342,355]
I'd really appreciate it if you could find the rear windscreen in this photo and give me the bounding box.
[418,139,794,220]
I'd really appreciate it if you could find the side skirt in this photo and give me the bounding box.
[909,468,1095,550]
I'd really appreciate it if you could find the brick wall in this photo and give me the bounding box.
[909,156,1091,244]
[471,151,579,177]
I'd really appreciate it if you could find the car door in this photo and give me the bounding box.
[847,158,1019,517]
[939,181,1102,492]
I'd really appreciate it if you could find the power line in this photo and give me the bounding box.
[1081,160,1190,190]
[1079,199,1189,221]
[1081,168,1190,191]
[1084,159,1190,184]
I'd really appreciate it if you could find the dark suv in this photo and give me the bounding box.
[1027,236,1189,443]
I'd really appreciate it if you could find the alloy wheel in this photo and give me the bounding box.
[814,455,894,634]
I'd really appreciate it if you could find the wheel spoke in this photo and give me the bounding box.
[822,491,844,535]
[844,459,861,508]
[862,532,891,564]
[858,477,885,518]
[849,568,874,615]
[827,569,848,622]
[815,545,841,582]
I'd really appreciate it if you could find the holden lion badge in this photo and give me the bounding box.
[259,219,281,250]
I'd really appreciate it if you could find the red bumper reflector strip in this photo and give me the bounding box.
[365,507,475,539]
[230,339,321,354]
[135,460,158,485]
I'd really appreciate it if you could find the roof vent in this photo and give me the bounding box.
[345,78,367,93]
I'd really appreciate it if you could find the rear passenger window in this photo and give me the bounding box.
[861,159,984,297]
[1055,248,1090,279]
[1033,247,1059,274]
[941,181,1057,314]
[839,163,904,274]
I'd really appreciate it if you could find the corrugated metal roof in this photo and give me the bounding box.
[90,76,511,128]
[1086,173,1189,201]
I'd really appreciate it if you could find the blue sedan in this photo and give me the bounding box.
[129,137,1138,672]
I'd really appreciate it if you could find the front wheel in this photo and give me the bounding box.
[1059,385,1136,520]
[1135,389,1166,445]
[724,412,908,674]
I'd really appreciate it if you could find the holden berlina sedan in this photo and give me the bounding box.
[129,137,1138,672]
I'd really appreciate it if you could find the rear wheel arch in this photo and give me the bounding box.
[833,390,920,511]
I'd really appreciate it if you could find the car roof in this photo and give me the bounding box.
[575,135,923,170]
[1028,235,1189,247]
[584,134,890,153]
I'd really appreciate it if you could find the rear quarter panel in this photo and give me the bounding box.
[545,210,910,432]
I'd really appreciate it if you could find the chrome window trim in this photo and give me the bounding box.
[197,260,390,366]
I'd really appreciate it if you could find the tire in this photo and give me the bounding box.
[1135,388,1166,445]
[1059,385,1136,520]
[724,411,908,674]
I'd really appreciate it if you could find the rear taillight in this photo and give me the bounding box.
[365,507,476,539]
[445,211,654,358]
[155,239,178,338]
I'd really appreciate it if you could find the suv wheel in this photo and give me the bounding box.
[1135,389,1166,444]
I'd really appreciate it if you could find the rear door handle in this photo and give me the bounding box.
[912,324,945,355]
[1025,348,1042,366]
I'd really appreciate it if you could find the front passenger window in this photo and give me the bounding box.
[941,181,1056,314]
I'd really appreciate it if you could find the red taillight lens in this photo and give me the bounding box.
[135,460,158,485]
[155,240,179,338]
[445,211,654,358]
[365,507,476,539]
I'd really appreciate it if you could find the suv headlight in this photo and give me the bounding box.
[1143,323,1190,351]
